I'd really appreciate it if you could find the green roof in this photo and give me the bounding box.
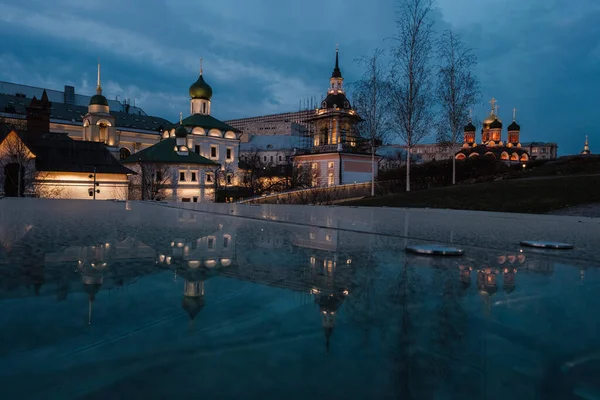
[176,114,240,133]
[121,138,219,165]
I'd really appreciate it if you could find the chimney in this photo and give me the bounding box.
[26,90,51,135]
[64,85,75,105]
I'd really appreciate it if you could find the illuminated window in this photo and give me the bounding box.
[328,162,334,169]
[312,162,318,170]
[309,232,316,239]
[179,171,186,182]
[326,234,332,241]
[328,172,334,186]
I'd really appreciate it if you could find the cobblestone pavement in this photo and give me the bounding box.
[547,203,600,217]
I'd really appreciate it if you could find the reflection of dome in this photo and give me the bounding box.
[182,295,204,320]
[189,74,213,100]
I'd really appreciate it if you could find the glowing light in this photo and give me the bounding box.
[188,260,201,268]
[343,289,349,296]
[159,255,165,263]
[205,259,217,268]
[221,258,232,267]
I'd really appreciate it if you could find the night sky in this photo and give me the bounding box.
[0,0,598,154]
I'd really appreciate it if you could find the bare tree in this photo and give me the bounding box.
[0,132,35,197]
[389,0,436,192]
[128,163,174,201]
[352,48,392,196]
[436,29,479,184]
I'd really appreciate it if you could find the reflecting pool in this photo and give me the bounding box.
[0,199,598,399]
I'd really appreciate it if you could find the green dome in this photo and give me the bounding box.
[189,74,213,100]
[175,124,188,138]
[89,94,108,106]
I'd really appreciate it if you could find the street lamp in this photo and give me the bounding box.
[88,167,100,199]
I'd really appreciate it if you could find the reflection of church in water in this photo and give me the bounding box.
[0,207,581,352]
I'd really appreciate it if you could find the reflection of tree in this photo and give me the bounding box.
[427,262,469,396]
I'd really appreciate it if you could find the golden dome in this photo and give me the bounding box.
[483,111,502,125]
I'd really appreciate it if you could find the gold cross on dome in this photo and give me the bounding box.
[200,58,203,74]
[513,107,517,121]
[179,112,182,124]
[489,98,497,112]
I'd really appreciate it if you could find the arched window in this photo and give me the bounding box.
[119,147,131,160]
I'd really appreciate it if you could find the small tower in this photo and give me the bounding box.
[463,111,476,148]
[507,108,521,148]
[328,45,344,95]
[581,136,591,155]
[83,62,117,146]
[175,113,189,155]
[316,290,348,354]
[189,59,213,116]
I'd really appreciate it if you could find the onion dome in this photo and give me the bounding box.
[490,118,503,129]
[189,73,213,100]
[182,295,204,320]
[321,93,351,109]
[464,121,476,132]
[507,121,520,131]
[175,123,188,138]
[89,94,108,106]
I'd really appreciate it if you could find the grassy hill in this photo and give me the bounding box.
[345,174,600,214]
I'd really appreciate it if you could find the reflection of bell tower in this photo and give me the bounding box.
[82,62,117,147]
[477,268,498,315]
[182,279,205,329]
[315,290,348,353]
[79,261,106,325]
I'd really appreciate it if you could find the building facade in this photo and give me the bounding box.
[294,48,375,187]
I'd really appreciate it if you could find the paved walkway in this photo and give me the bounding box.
[547,203,600,218]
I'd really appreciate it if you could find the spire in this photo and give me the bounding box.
[96,59,102,95]
[331,45,342,78]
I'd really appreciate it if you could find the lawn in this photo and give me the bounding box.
[344,174,600,214]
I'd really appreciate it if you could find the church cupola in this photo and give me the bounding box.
[463,110,476,148]
[189,59,213,116]
[507,108,521,148]
[316,290,348,354]
[182,280,205,327]
[175,113,189,155]
[482,98,502,144]
[581,135,591,155]
[83,61,117,146]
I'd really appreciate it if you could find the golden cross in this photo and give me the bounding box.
[179,112,182,124]
[200,58,203,74]
[489,98,496,112]
[513,107,517,121]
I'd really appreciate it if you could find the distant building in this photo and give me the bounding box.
[0,91,132,199]
[581,136,591,155]
[225,110,314,143]
[521,142,558,160]
[239,135,309,166]
[0,66,170,158]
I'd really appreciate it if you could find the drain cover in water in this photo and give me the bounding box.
[520,240,574,250]
[405,244,464,256]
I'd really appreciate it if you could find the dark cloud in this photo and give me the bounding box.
[0,0,597,154]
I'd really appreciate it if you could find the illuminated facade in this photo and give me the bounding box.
[295,47,376,187]
[456,99,530,163]
[0,93,131,199]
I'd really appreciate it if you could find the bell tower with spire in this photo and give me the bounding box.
[328,45,344,95]
[581,136,591,155]
[83,61,117,147]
